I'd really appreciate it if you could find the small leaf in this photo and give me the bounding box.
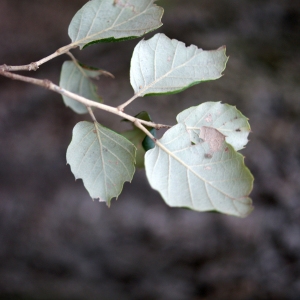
[122,127,145,168]
[121,111,155,168]
[142,128,156,151]
[130,33,228,96]
[177,102,251,151]
[68,0,164,49]
[145,123,254,217]
[59,61,102,114]
[67,121,136,204]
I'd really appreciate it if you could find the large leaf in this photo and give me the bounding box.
[68,0,164,49]
[130,33,228,96]
[177,102,251,151]
[121,111,155,168]
[67,121,136,204]
[59,61,102,114]
[145,123,254,217]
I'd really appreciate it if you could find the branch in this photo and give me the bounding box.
[117,85,149,111]
[0,44,77,72]
[133,120,157,143]
[0,70,171,130]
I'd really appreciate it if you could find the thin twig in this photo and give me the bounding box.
[0,44,77,72]
[117,81,153,111]
[117,93,140,111]
[0,70,171,130]
[0,70,52,88]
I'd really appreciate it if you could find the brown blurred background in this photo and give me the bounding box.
[0,0,300,299]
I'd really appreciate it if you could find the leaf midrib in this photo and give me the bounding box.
[94,122,108,197]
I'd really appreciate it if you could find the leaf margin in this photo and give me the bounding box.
[66,121,137,205]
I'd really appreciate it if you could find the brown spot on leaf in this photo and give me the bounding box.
[205,114,212,123]
[113,0,136,12]
[200,126,225,153]
[93,130,97,133]
[236,128,241,132]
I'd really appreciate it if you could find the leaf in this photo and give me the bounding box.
[79,62,115,78]
[145,123,254,217]
[59,61,102,114]
[142,128,156,151]
[177,102,251,151]
[67,121,136,204]
[130,33,228,96]
[121,111,155,168]
[122,127,145,168]
[68,0,164,49]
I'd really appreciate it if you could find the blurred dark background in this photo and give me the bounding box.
[0,0,300,299]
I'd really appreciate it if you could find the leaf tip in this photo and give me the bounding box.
[240,204,254,218]
[218,45,226,51]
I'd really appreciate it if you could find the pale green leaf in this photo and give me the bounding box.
[67,121,136,204]
[130,33,228,96]
[177,102,251,151]
[68,0,164,49]
[122,127,145,168]
[59,61,102,114]
[145,123,253,217]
